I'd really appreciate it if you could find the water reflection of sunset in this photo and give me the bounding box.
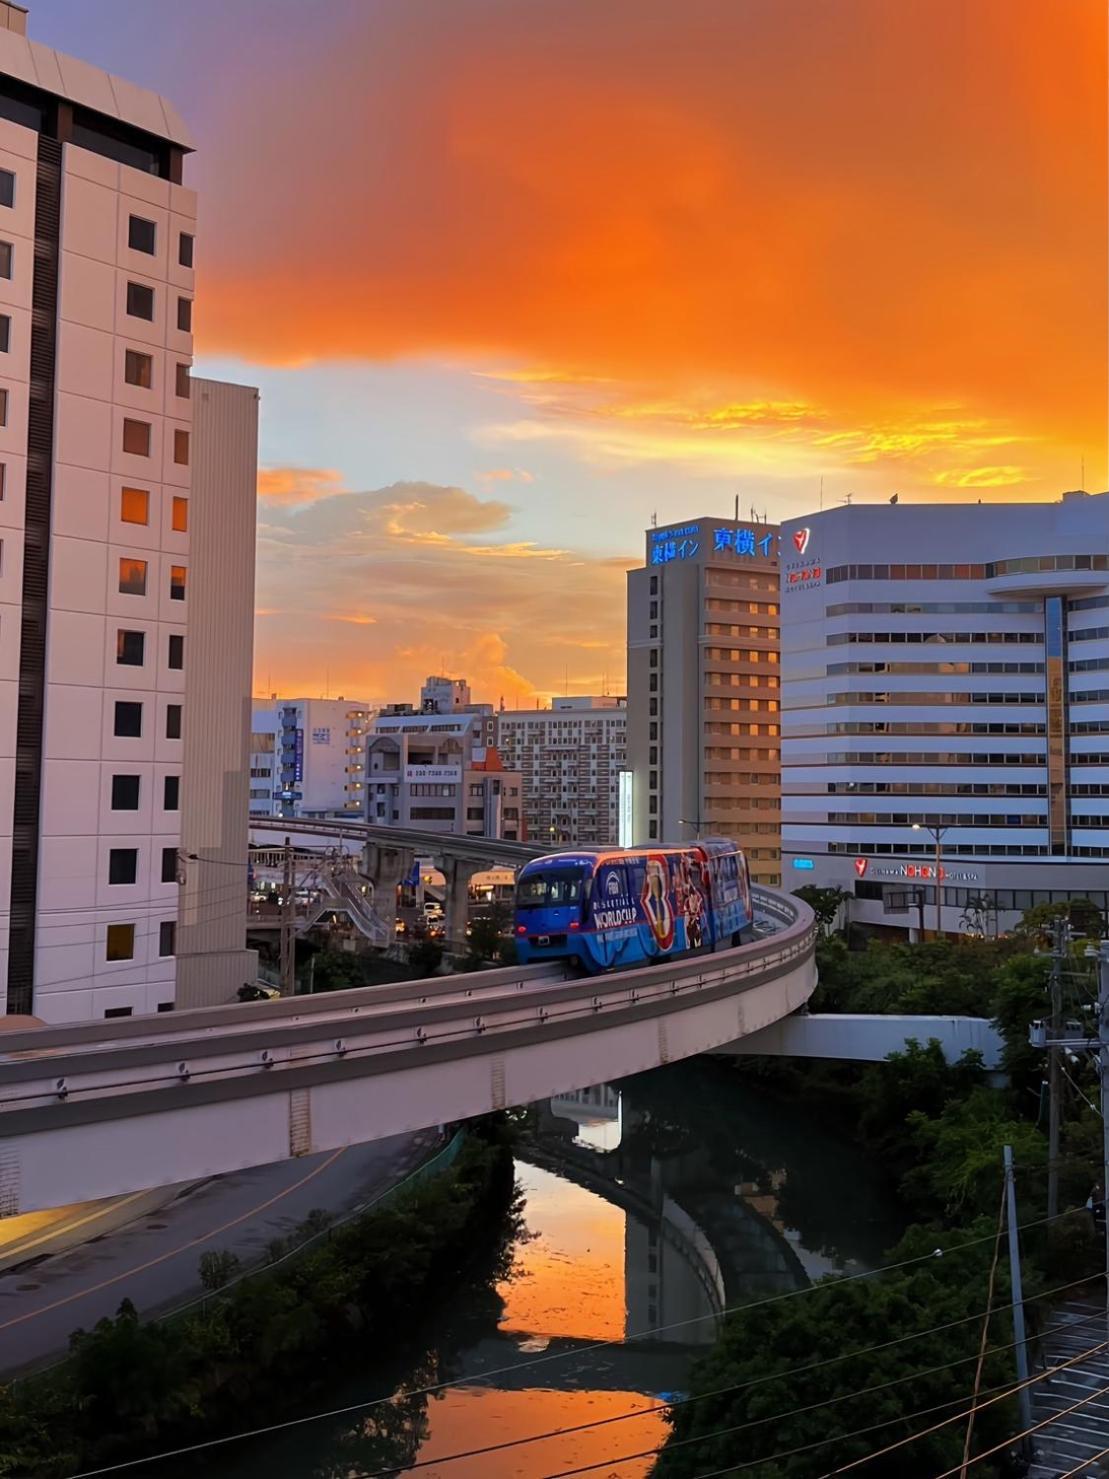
[408,1387,666,1478]
[498,1163,627,1342]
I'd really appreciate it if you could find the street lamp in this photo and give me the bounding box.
[912,822,949,938]
[679,817,702,839]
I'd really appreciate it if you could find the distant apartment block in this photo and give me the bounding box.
[496,697,627,847]
[249,697,373,817]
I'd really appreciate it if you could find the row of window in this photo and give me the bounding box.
[827,630,1042,646]
[106,919,176,962]
[826,811,1045,827]
[117,629,183,669]
[824,554,1109,583]
[822,690,1043,708]
[122,417,189,464]
[819,781,1050,796]
[796,721,1048,736]
[112,702,182,739]
[124,349,191,398]
[127,212,194,267]
[704,628,781,651]
[784,750,1048,767]
[125,279,192,332]
[108,845,182,884]
[1073,626,1109,644]
[828,660,1046,676]
[119,558,186,599]
[826,601,1040,617]
[852,881,1109,912]
[120,486,187,529]
[830,840,1051,858]
[110,772,179,809]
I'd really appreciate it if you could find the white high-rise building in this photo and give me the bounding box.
[0,8,257,1020]
[780,491,1109,936]
[249,697,373,818]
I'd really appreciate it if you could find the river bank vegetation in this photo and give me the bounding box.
[0,1121,521,1479]
[659,907,1106,1478]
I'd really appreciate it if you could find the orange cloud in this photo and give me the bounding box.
[253,481,627,703]
[257,466,345,506]
[199,0,1106,493]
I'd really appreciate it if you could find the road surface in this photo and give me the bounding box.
[0,1131,433,1376]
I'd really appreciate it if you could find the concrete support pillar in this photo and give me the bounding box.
[363,843,414,939]
[443,858,481,951]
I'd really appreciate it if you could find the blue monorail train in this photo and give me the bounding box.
[514,838,753,973]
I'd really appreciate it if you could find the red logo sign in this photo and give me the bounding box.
[787,565,822,584]
[793,527,810,554]
[854,857,868,877]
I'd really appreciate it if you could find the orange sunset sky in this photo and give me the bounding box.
[43,0,1108,705]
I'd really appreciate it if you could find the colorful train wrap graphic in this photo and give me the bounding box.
[514,838,753,973]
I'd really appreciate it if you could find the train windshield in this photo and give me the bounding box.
[517,867,586,910]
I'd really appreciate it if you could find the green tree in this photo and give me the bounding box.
[657,1227,1017,1478]
[407,937,444,977]
[1017,898,1105,942]
[794,885,850,935]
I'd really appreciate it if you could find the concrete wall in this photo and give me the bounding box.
[174,377,258,1008]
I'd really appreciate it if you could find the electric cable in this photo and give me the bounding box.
[58,1235,1099,1478]
[530,1339,1109,1479]
[958,1178,1006,1476]
[1057,1443,1109,1477]
[347,1298,1109,1479]
[929,1371,1109,1478]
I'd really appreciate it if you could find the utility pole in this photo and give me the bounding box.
[1047,920,1070,1222]
[1095,940,1109,1345]
[279,837,295,997]
[1003,1144,1034,1443]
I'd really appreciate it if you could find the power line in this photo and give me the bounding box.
[532,1339,1109,1479]
[59,1234,1097,1478]
[347,1297,1109,1479]
[930,1370,1109,1478]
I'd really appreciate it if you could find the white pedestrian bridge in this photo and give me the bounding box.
[0,887,816,1216]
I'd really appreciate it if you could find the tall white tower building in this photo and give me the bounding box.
[0,6,257,1020]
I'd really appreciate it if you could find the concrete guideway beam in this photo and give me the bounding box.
[0,891,816,1214]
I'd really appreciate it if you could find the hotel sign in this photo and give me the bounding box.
[854,858,982,885]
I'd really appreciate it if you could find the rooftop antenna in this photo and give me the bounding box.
[734,493,739,521]
[843,493,854,506]
[650,510,657,528]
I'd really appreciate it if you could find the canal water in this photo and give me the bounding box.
[200,1059,902,1478]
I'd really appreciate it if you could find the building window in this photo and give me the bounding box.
[126,281,154,320]
[167,633,183,669]
[649,698,658,716]
[161,846,177,883]
[124,349,153,388]
[178,232,194,268]
[170,565,186,600]
[111,774,140,809]
[122,418,151,456]
[0,387,7,426]
[120,486,149,524]
[175,362,190,398]
[171,495,188,532]
[0,169,13,208]
[649,649,658,667]
[118,557,147,595]
[116,629,145,665]
[650,575,658,594]
[108,847,138,885]
[649,674,658,692]
[113,701,142,737]
[104,1005,133,1018]
[159,920,176,956]
[128,215,156,254]
[177,297,192,332]
[173,428,189,465]
[105,923,136,961]
[0,314,10,353]
[0,241,11,279]
[166,704,182,739]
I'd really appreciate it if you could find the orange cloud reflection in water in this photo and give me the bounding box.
[498,1163,627,1342]
[408,1387,666,1478]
